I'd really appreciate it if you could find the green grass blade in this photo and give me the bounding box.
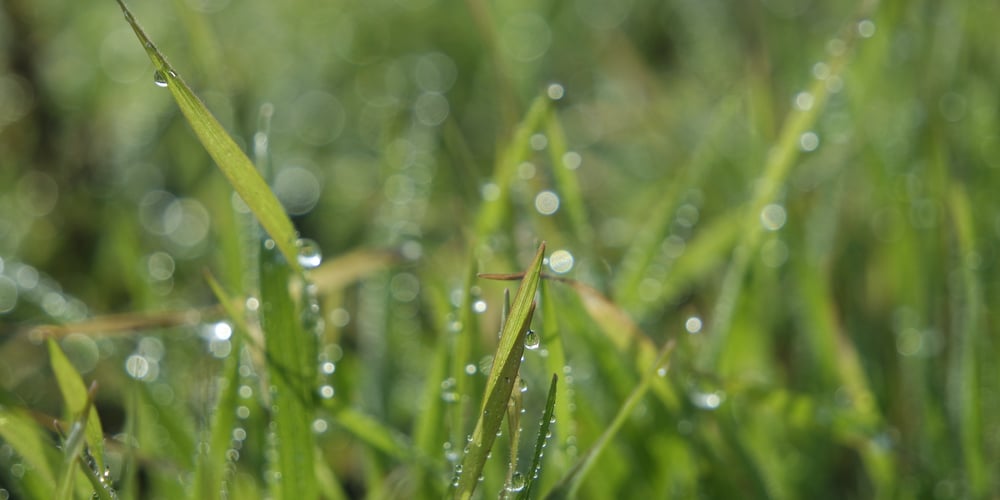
[698,17,869,369]
[518,373,557,500]
[544,110,593,248]
[454,243,546,500]
[545,340,676,500]
[114,0,301,271]
[474,96,551,239]
[55,381,97,500]
[192,333,242,499]
[947,182,988,497]
[538,280,574,474]
[332,407,413,461]
[259,240,317,500]
[47,339,105,471]
[0,407,58,499]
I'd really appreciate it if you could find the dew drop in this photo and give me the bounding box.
[153,70,168,87]
[508,472,526,492]
[296,238,323,269]
[519,378,528,393]
[547,83,565,100]
[524,329,541,350]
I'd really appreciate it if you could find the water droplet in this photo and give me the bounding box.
[296,238,323,269]
[519,378,528,393]
[525,330,540,350]
[690,390,724,410]
[530,133,548,150]
[318,385,335,399]
[799,131,820,152]
[534,190,560,215]
[508,472,526,492]
[153,70,168,87]
[857,19,876,38]
[464,363,477,375]
[794,91,814,111]
[760,204,787,231]
[311,418,329,433]
[548,249,574,274]
[472,300,487,313]
[685,316,703,334]
[547,83,565,100]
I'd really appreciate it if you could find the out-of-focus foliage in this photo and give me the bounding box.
[2,0,999,498]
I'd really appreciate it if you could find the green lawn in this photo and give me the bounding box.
[1,0,998,498]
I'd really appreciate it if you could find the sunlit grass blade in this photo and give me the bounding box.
[259,240,317,500]
[518,373,557,500]
[47,338,105,471]
[545,340,675,499]
[114,0,301,271]
[454,243,545,500]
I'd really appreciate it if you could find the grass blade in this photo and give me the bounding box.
[114,0,301,271]
[0,406,58,499]
[47,339,105,472]
[518,373,558,500]
[545,340,676,499]
[947,182,988,496]
[55,381,98,500]
[259,240,317,499]
[191,275,243,500]
[454,242,546,500]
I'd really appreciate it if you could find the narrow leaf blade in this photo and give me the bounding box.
[114,0,301,271]
[455,243,546,500]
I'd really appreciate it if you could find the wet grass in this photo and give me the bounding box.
[2,0,1000,498]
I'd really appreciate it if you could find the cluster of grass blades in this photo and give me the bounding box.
[3,0,1000,498]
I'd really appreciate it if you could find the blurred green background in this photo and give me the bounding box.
[2,0,999,498]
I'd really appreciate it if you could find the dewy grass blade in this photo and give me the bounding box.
[518,373,558,500]
[546,340,676,499]
[259,240,317,500]
[193,275,243,500]
[55,381,98,500]
[454,243,546,500]
[47,339,105,472]
[114,0,301,271]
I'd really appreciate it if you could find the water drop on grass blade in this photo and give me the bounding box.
[295,238,322,269]
[153,70,168,87]
[508,472,526,492]
[525,329,540,350]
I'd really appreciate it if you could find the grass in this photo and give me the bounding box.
[2,0,999,498]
